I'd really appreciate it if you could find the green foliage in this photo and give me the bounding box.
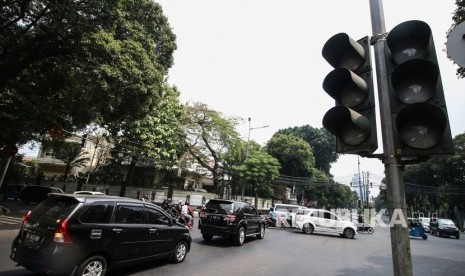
[299,181,356,209]
[0,0,176,146]
[403,133,465,218]
[266,133,315,177]
[236,150,280,203]
[100,82,184,188]
[277,125,337,173]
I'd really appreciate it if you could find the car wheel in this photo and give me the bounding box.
[76,255,107,276]
[367,227,374,234]
[235,227,246,246]
[202,233,213,242]
[456,233,460,239]
[343,228,356,239]
[171,241,188,263]
[302,223,314,235]
[422,234,427,240]
[256,224,265,239]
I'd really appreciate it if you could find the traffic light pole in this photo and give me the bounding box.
[369,1,413,276]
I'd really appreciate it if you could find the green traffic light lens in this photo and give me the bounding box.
[396,103,446,149]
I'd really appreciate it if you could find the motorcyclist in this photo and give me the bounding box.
[141,194,149,202]
[181,202,193,228]
[268,207,277,225]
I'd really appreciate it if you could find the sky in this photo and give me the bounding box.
[153,0,465,195]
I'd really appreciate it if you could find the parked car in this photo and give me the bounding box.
[73,191,106,196]
[2,184,27,200]
[295,209,358,239]
[10,193,191,275]
[272,203,307,227]
[430,218,460,239]
[418,217,431,232]
[198,199,266,246]
[19,185,64,204]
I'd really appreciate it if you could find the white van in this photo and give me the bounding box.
[273,204,307,227]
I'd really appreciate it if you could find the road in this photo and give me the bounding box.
[1,199,465,275]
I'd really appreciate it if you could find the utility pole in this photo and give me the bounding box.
[357,156,364,207]
[369,1,413,275]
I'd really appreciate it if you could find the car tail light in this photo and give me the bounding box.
[224,215,236,222]
[20,211,31,229]
[54,219,72,243]
[199,210,206,218]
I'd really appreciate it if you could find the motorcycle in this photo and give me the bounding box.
[169,205,195,230]
[357,223,374,234]
[264,216,285,229]
[408,218,427,240]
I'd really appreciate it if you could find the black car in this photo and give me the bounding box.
[3,184,26,200]
[10,194,191,275]
[198,199,265,246]
[19,185,64,204]
[430,218,460,239]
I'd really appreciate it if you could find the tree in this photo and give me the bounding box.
[451,0,465,78]
[0,0,176,146]
[103,83,185,196]
[266,133,315,177]
[236,150,280,207]
[277,125,337,174]
[182,102,241,196]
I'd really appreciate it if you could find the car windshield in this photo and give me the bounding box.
[28,196,79,226]
[438,219,455,226]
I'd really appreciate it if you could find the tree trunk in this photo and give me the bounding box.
[120,157,136,197]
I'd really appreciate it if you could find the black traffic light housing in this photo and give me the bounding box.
[322,34,377,156]
[385,20,454,159]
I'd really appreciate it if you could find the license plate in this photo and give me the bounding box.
[24,232,41,247]
[211,215,220,221]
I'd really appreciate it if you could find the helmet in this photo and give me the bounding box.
[270,207,273,211]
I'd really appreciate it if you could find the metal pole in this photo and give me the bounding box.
[358,156,364,207]
[242,117,252,200]
[369,1,413,275]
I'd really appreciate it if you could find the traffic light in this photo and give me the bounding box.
[385,20,454,159]
[322,34,377,156]
[81,134,88,148]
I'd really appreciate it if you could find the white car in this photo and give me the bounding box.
[73,191,106,196]
[418,217,431,232]
[295,209,358,239]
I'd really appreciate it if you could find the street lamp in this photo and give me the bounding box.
[245,117,269,159]
[242,117,269,199]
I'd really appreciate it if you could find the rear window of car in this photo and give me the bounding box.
[29,197,79,225]
[79,202,114,224]
[204,201,239,215]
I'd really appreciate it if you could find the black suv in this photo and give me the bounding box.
[10,193,191,275]
[198,199,265,246]
[19,185,64,204]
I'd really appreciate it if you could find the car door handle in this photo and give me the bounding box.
[149,228,158,234]
[112,228,123,233]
